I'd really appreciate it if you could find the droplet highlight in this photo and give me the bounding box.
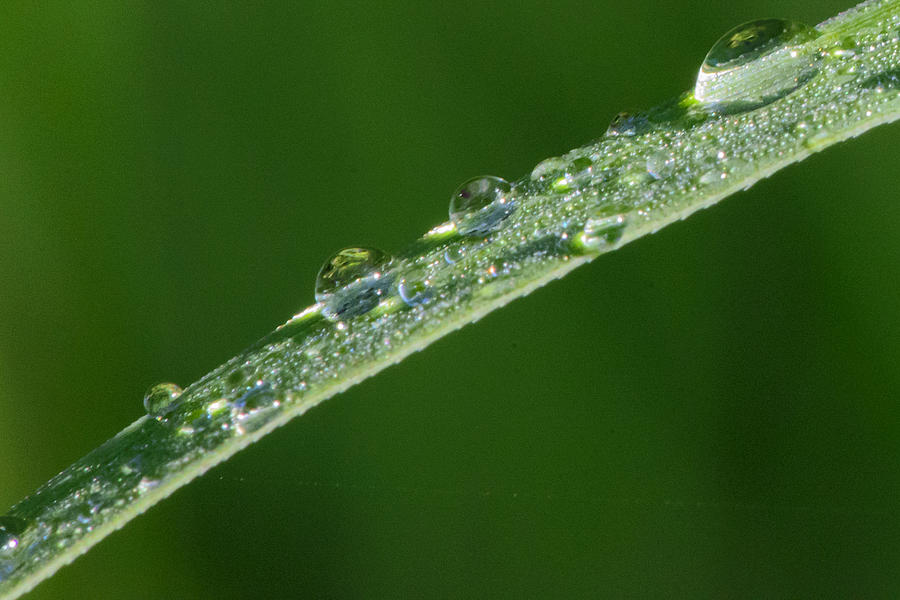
[315,247,393,320]
[694,19,819,109]
[449,176,514,236]
[143,383,182,418]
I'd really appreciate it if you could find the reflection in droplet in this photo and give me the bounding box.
[694,19,819,109]
[449,176,515,236]
[143,383,183,419]
[315,247,393,320]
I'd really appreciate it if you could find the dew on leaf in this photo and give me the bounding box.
[315,247,393,320]
[398,275,433,307]
[694,19,820,110]
[449,176,514,236]
[646,151,675,179]
[143,383,182,419]
[0,516,27,554]
[580,213,628,250]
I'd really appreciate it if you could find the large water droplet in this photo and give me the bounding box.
[0,516,27,554]
[449,176,514,236]
[694,19,819,109]
[315,247,393,320]
[143,383,182,418]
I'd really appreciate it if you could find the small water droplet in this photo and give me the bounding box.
[398,275,433,307]
[646,151,675,179]
[315,247,393,320]
[605,112,644,136]
[580,213,628,249]
[143,383,182,418]
[449,176,515,236]
[0,516,27,554]
[530,157,567,182]
[694,19,819,110]
[231,382,277,419]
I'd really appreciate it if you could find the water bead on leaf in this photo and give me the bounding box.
[398,276,433,307]
[315,247,394,320]
[694,19,820,110]
[580,213,628,250]
[143,383,183,418]
[449,175,515,236]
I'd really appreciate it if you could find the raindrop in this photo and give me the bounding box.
[530,157,567,182]
[449,176,515,236]
[605,112,644,136]
[398,275,433,307]
[231,382,277,419]
[315,247,393,320]
[0,516,27,554]
[694,19,819,110]
[143,383,182,418]
[580,213,628,249]
[646,151,675,179]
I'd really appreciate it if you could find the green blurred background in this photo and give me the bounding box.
[1,1,898,597]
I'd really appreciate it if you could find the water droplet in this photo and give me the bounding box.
[606,112,644,136]
[315,247,393,320]
[580,213,628,249]
[0,516,27,554]
[398,275,433,307]
[143,383,182,418]
[231,382,277,419]
[694,19,819,109]
[646,151,675,179]
[530,157,567,182]
[449,176,515,236]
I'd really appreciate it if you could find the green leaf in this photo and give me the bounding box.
[2,0,900,597]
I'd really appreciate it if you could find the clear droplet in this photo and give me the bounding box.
[315,247,393,320]
[449,176,514,236]
[0,516,27,554]
[694,19,819,109]
[581,213,628,249]
[530,157,566,182]
[231,382,277,419]
[143,383,182,418]
[398,275,433,307]
[606,112,644,136]
[646,151,675,179]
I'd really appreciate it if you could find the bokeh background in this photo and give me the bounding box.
[1,1,898,597]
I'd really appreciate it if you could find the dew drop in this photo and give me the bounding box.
[143,382,182,418]
[646,151,675,179]
[449,176,515,236]
[0,516,27,554]
[694,19,819,110]
[530,157,567,182]
[398,275,433,307]
[315,247,393,320]
[580,213,628,249]
[231,382,277,419]
[605,112,643,136]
